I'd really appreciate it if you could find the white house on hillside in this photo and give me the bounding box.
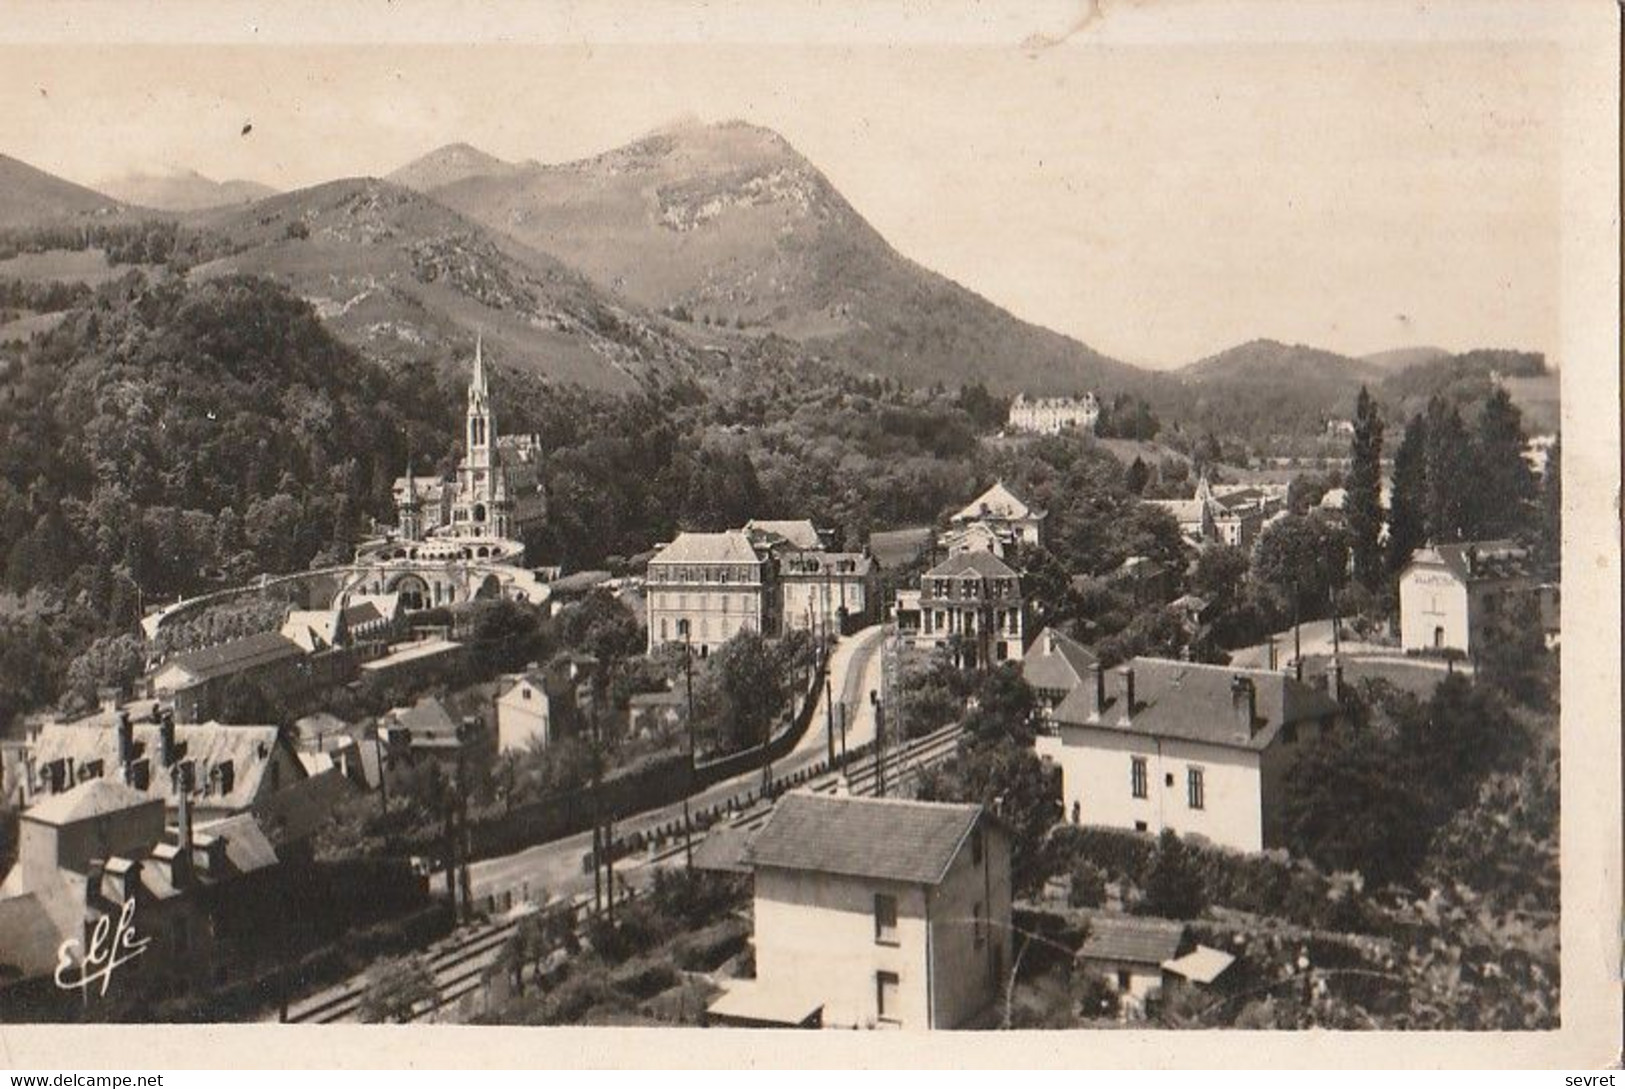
[951,481,1047,548]
[1036,658,1343,853]
[1398,541,1557,656]
[707,792,1013,1030]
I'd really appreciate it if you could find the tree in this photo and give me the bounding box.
[358,955,439,1023]
[694,630,785,755]
[963,664,1038,749]
[1136,830,1208,919]
[554,589,642,662]
[1253,512,1351,620]
[1124,456,1151,495]
[1386,412,1430,575]
[1281,728,1430,886]
[1424,397,1472,543]
[1347,386,1385,591]
[1469,387,1537,540]
[1192,543,1249,606]
[1536,437,1561,568]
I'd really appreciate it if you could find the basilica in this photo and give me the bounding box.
[347,340,547,610]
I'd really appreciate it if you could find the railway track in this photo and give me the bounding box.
[282,719,964,1024]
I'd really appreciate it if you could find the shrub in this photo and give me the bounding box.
[1068,858,1107,908]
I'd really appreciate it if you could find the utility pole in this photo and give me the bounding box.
[825,674,836,766]
[871,688,885,798]
[681,621,695,872]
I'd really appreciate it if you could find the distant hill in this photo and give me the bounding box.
[401,120,1150,396]
[98,170,277,211]
[1181,338,1385,389]
[187,177,708,391]
[1361,345,1450,371]
[387,143,534,193]
[1380,348,1557,431]
[0,154,125,227]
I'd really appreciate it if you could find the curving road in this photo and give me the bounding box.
[465,624,890,906]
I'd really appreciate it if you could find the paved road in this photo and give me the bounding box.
[465,625,889,906]
[1229,619,1470,675]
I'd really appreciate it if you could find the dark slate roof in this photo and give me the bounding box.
[744,792,984,886]
[1050,656,1341,752]
[924,549,1020,581]
[1022,628,1098,694]
[1078,914,1188,966]
[388,696,458,737]
[692,823,757,875]
[159,631,303,684]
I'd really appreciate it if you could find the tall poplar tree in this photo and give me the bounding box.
[1347,386,1385,591]
[1470,387,1537,539]
[1386,412,1430,574]
[1424,396,1472,543]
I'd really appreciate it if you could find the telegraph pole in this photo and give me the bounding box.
[681,621,695,872]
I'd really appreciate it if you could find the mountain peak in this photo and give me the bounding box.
[388,143,515,192]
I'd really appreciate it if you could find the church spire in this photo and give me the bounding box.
[469,335,488,404]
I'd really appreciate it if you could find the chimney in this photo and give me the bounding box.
[85,859,106,907]
[159,708,177,766]
[1231,676,1258,736]
[116,710,134,774]
[1086,662,1106,717]
[174,761,194,860]
[1117,667,1136,717]
[1045,631,1058,655]
[97,687,120,713]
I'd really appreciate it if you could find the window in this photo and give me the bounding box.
[874,893,899,945]
[1116,969,1131,991]
[876,971,900,1023]
[1188,767,1205,810]
[974,902,987,949]
[1134,820,1149,833]
[1131,756,1148,799]
[521,687,531,701]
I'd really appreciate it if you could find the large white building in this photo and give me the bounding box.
[645,531,776,656]
[1007,392,1100,435]
[1398,540,1556,656]
[707,792,1012,1030]
[1036,658,1342,853]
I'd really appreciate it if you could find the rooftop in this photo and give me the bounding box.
[649,530,764,566]
[30,721,288,812]
[744,519,824,551]
[866,526,934,568]
[1050,656,1341,751]
[953,481,1045,524]
[744,792,985,886]
[154,631,304,685]
[1078,914,1188,966]
[1021,627,1098,694]
[1406,540,1533,583]
[22,778,158,827]
[924,549,1020,581]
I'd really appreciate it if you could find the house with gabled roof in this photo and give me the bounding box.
[913,549,1027,668]
[707,792,1013,1030]
[951,480,1047,547]
[146,630,308,723]
[26,708,311,839]
[1037,657,1343,852]
[1021,627,1099,713]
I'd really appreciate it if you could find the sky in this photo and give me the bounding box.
[0,0,1575,367]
